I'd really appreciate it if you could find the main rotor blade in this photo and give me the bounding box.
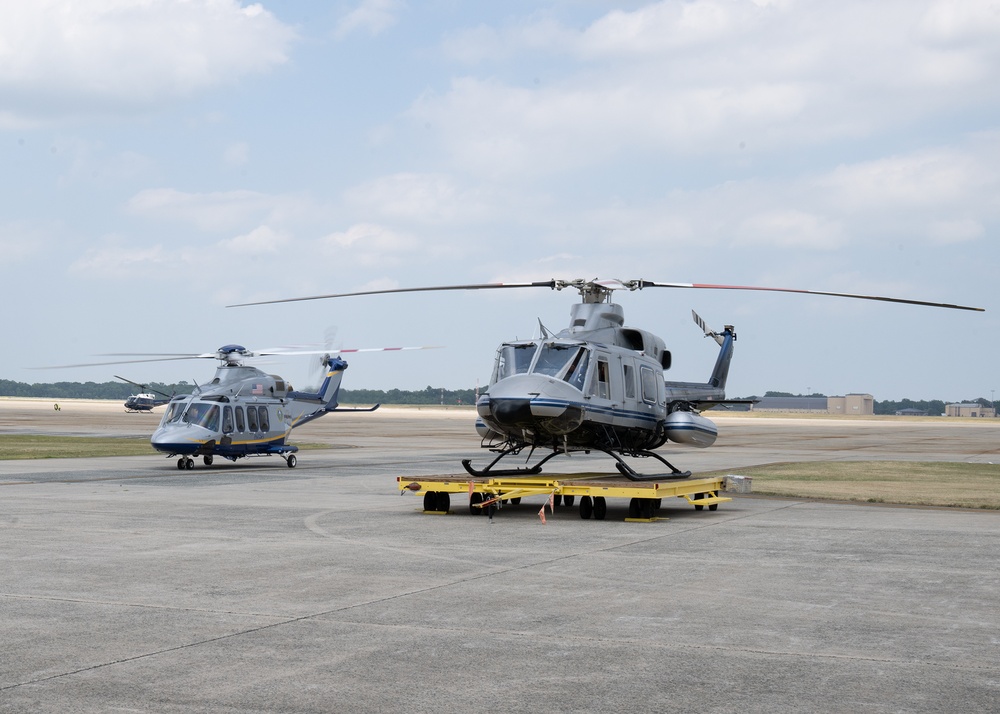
[637,281,985,312]
[230,277,983,312]
[227,281,558,307]
[34,355,214,369]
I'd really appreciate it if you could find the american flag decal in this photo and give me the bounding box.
[252,383,263,395]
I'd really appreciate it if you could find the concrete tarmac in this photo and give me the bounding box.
[1,401,999,712]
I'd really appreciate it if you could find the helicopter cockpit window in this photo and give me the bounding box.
[184,403,219,431]
[493,343,537,382]
[531,343,581,378]
[161,401,185,426]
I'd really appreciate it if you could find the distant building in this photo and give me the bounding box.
[945,403,996,418]
[751,396,829,412]
[828,394,874,416]
[895,408,929,416]
[751,394,874,415]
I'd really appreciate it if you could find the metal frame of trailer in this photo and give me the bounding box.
[397,473,742,522]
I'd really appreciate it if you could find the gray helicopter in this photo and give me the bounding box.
[231,278,983,480]
[59,344,425,469]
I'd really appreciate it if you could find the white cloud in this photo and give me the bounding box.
[818,149,996,212]
[319,223,418,267]
[126,188,281,232]
[218,225,291,254]
[334,0,404,39]
[926,218,985,245]
[69,239,176,276]
[423,1,1000,176]
[344,172,491,224]
[0,221,53,265]
[0,0,296,125]
[735,210,846,250]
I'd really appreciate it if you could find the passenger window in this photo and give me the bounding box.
[594,358,610,399]
[235,407,245,432]
[258,407,270,432]
[222,406,234,434]
[623,364,636,399]
[247,406,259,432]
[640,366,658,404]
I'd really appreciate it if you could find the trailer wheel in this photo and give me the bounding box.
[593,497,607,520]
[628,498,640,519]
[579,496,593,520]
[563,495,575,507]
[469,491,484,515]
[694,493,705,511]
[438,492,450,513]
[423,491,436,511]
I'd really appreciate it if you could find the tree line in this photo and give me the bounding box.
[0,381,991,412]
[0,379,479,406]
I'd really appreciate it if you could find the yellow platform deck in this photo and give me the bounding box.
[398,473,744,522]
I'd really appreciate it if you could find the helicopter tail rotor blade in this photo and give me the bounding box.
[691,311,725,346]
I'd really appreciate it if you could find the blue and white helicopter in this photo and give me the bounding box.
[64,344,425,470]
[116,375,172,413]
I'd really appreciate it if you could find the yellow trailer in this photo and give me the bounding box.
[398,473,746,522]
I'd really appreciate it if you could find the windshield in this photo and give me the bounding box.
[531,343,590,389]
[183,403,219,431]
[160,401,186,426]
[492,343,537,383]
[532,343,579,376]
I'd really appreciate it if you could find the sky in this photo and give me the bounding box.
[1,0,998,402]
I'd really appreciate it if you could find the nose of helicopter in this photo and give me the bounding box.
[479,374,585,437]
[150,424,200,455]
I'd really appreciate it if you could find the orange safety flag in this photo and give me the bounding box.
[538,504,547,524]
[468,481,475,495]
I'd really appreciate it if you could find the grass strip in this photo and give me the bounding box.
[706,461,1000,510]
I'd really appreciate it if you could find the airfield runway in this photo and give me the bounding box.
[1,399,999,712]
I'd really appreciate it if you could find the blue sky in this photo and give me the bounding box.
[2,0,997,401]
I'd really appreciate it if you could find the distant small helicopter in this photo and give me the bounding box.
[61,344,427,470]
[232,278,984,480]
[116,375,172,413]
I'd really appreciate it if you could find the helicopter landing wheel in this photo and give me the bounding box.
[286,454,297,468]
[203,455,213,466]
[177,458,185,470]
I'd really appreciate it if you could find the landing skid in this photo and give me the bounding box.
[461,449,561,477]
[461,444,691,481]
[603,449,691,481]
